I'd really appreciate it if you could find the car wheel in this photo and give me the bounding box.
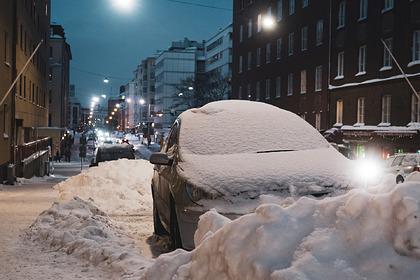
[153,197,167,236]
[170,196,183,249]
[396,176,405,184]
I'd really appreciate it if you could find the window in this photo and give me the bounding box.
[247,52,252,70]
[357,97,365,124]
[287,73,293,96]
[248,19,253,38]
[239,56,243,73]
[256,81,260,101]
[301,26,308,51]
[300,70,307,94]
[247,84,252,100]
[257,14,262,32]
[288,32,294,56]
[336,100,343,124]
[265,79,271,99]
[359,0,368,20]
[382,38,393,69]
[23,76,26,98]
[276,76,281,97]
[358,45,367,74]
[302,0,309,8]
[316,20,323,46]
[315,113,321,130]
[276,38,282,59]
[239,25,243,42]
[256,48,261,66]
[383,0,394,12]
[412,30,420,63]
[411,94,420,123]
[338,1,346,28]
[382,95,391,123]
[238,86,243,99]
[277,0,283,21]
[315,66,322,91]
[337,51,344,78]
[289,0,295,15]
[266,43,271,63]
[3,31,9,64]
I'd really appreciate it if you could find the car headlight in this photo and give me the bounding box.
[186,184,203,202]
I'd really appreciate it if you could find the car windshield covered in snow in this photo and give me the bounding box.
[178,100,330,156]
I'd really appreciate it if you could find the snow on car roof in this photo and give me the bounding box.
[178,100,330,155]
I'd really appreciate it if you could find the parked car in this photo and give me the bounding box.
[149,100,352,250]
[90,144,135,167]
[384,153,420,183]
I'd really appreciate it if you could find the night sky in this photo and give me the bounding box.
[51,0,232,106]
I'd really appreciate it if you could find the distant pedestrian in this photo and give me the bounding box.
[147,135,151,148]
[55,151,61,162]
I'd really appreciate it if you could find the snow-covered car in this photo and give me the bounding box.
[90,144,135,167]
[385,153,420,183]
[149,100,352,250]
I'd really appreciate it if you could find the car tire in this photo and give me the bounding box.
[153,199,167,236]
[170,196,183,250]
[396,176,405,184]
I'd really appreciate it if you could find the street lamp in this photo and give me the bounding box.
[178,92,184,97]
[262,15,276,30]
[92,96,100,103]
[139,98,145,105]
[188,86,194,91]
[101,94,107,99]
[103,78,109,84]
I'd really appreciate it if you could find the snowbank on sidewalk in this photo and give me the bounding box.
[28,197,150,279]
[55,159,154,215]
[143,182,420,280]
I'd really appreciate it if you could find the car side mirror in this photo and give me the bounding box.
[150,152,172,166]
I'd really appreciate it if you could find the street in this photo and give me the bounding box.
[0,163,114,280]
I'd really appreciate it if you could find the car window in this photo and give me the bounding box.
[391,156,404,167]
[385,157,395,167]
[402,155,419,166]
[166,122,179,154]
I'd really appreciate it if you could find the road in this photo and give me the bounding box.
[0,162,114,280]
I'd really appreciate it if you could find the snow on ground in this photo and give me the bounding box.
[28,197,151,279]
[143,181,420,280]
[54,159,154,215]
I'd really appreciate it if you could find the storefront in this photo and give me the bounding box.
[324,125,420,159]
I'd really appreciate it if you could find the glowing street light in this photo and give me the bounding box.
[188,86,194,91]
[262,15,276,30]
[92,96,100,103]
[126,98,132,103]
[178,92,184,97]
[111,112,115,115]
[101,94,107,99]
[114,108,118,112]
[139,98,145,105]
[103,78,109,84]
[116,103,121,108]
[111,0,136,13]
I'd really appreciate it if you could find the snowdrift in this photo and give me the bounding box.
[143,182,420,280]
[55,159,154,215]
[28,197,150,279]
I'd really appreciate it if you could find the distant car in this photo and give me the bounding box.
[90,144,135,167]
[149,100,351,250]
[385,153,420,183]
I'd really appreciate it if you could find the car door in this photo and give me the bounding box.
[155,122,180,228]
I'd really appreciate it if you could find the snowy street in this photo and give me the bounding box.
[0,163,114,280]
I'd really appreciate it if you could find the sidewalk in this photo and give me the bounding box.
[0,162,113,280]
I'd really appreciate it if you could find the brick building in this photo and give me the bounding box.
[232,0,420,158]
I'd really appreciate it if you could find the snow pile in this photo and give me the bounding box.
[55,159,154,215]
[143,182,420,280]
[28,197,150,279]
[179,100,330,155]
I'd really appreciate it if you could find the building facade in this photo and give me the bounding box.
[0,0,14,178]
[232,0,420,158]
[133,57,156,126]
[328,0,420,158]
[48,24,72,128]
[232,0,331,131]
[155,38,205,128]
[0,0,51,179]
[205,24,233,78]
